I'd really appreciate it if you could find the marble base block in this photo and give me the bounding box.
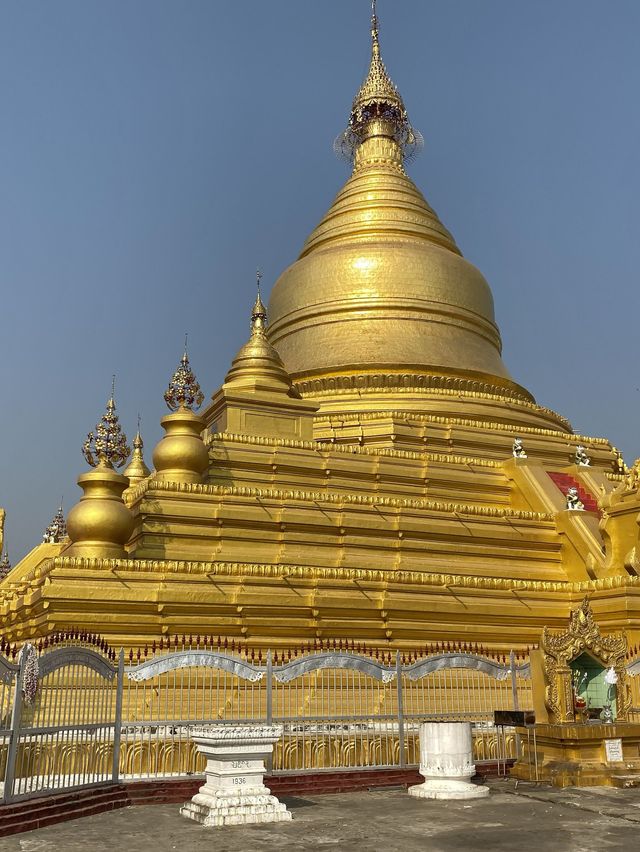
[408,721,489,801]
[180,725,292,827]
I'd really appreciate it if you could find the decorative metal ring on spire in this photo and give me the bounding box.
[82,378,131,469]
[164,343,205,412]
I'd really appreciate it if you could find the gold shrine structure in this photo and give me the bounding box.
[3,5,640,684]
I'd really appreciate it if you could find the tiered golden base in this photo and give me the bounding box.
[512,723,640,787]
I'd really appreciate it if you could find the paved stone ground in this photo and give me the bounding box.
[3,780,640,852]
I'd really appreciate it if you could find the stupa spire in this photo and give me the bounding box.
[124,415,151,484]
[252,269,268,334]
[335,0,422,167]
[223,273,294,393]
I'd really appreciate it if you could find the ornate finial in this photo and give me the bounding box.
[164,344,204,412]
[0,551,11,579]
[134,414,143,449]
[371,0,379,53]
[82,383,131,469]
[334,0,422,165]
[43,503,67,544]
[251,272,268,337]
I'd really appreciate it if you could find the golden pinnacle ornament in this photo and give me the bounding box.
[82,378,131,468]
[164,342,204,411]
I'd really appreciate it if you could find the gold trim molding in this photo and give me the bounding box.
[292,371,534,403]
[139,479,553,522]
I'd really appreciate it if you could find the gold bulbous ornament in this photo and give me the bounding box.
[153,409,208,483]
[153,346,208,483]
[65,386,134,558]
[65,465,134,558]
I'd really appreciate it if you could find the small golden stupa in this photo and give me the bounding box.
[2,3,640,664]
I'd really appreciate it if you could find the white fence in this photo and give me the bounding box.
[0,640,535,802]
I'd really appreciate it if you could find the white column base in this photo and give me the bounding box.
[409,722,490,801]
[180,725,291,828]
[409,779,490,800]
[181,784,292,827]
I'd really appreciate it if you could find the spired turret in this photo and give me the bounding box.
[65,385,134,558]
[124,420,151,485]
[268,3,560,429]
[153,347,208,483]
[203,277,317,440]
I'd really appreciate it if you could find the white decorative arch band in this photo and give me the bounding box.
[38,647,116,681]
[273,653,396,683]
[404,653,529,681]
[122,650,522,683]
[126,651,264,683]
[0,655,18,685]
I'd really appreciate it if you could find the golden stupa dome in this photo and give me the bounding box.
[268,3,546,421]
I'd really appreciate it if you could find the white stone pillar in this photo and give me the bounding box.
[180,725,292,827]
[408,721,489,800]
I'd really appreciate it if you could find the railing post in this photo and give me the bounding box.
[112,649,125,783]
[265,650,273,772]
[4,648,27,803]
[266,649,273,725]
[509,649,522,761]
[396,651,406,768]
[509,650,519,710]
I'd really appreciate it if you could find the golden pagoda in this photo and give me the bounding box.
[3,3,640,673]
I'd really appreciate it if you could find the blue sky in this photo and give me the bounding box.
[2,0,640,560]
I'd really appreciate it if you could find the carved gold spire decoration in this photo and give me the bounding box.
[164,339,204,412]
[43,503,67,544]
[124,416,151,485]
[82,378,131,469]
[153,340,208,484]
[334,0,422,168]
[65,379,134,558]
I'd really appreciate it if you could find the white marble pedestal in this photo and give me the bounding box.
[180,725,292,827]
[409,722,490,800]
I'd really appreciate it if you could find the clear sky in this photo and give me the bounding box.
[2,0,640,562]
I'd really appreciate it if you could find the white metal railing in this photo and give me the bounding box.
[0,641,533,801]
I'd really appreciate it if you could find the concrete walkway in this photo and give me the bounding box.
[2,780,640,851]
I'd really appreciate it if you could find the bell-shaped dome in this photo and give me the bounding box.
[268,4,534,409]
